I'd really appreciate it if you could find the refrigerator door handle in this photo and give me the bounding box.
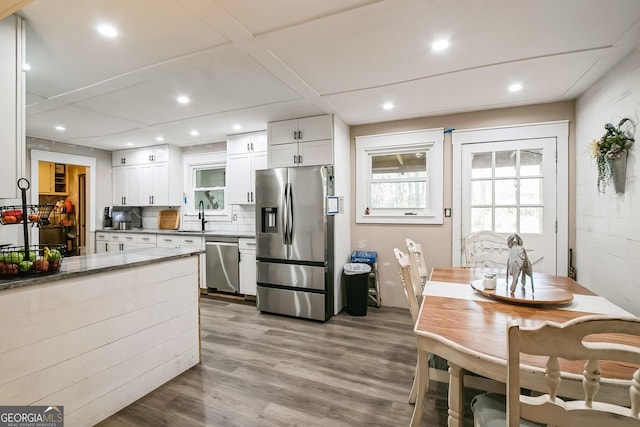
[288,182,294,244]
[283,182,290,245]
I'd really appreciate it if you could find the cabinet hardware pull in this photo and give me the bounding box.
[298,155,302,164]
[251,142,254,151]
[247,143,250,151]
[250,192,253,203]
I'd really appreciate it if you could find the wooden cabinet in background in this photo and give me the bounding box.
[38,161,67,195]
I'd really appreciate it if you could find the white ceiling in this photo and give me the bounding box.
[18,0,640,151]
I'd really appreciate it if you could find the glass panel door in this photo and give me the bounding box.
[462,139,556,274]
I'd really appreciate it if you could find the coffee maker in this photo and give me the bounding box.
[102,207,112,228]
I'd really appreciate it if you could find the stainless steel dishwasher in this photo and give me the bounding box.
[205,237,239,293]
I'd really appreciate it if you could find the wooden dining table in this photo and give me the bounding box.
[411,267,638,427]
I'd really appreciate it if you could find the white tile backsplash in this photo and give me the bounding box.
[179,204,256,234]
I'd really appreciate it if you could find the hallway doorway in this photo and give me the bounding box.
[30,150,97,252]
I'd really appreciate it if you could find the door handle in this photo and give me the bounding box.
[287,182,294,244]
[283,183,289,245]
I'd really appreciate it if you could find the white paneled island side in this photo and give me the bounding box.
[0,247,203,426]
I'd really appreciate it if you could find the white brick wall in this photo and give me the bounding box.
[575,48,640,315]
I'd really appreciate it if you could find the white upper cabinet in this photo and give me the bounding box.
[112,145,170,166]
[0,15,25,198]
[226,131,267,205]
[113,165,141,206]
[226,131,267,155]
[112,149,136,167]
[112,144,182,206]
[267,115,334,167]
[268,115,333,145]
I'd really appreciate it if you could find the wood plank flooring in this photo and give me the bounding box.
[98,297,479,426]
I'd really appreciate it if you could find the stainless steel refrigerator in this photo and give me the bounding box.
[255,165,334,321]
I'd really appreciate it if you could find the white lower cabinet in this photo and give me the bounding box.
[95,232,157,252]
[157,234,206,289]
[136,234,157,248]
[109,233,137,252]
[239,238,257,296]
[94,231,211,291]
[95,232,110,254]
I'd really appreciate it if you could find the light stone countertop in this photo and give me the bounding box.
[96,228,255,239]
[0,246,204,292]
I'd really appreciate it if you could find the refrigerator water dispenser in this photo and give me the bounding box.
[262,207,278,233]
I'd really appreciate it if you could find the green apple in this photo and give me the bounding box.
[7,252,23,264]
[48,249,61,262]
[18,260,33,272]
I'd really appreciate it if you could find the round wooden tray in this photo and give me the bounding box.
[470,279,574,307]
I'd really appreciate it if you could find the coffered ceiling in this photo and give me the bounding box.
[17,0,640,151]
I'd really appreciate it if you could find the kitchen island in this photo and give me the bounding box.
[0,247,203,426]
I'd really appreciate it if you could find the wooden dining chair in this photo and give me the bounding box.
[472,315,640,427]
[406,238,428,288]
[463,231,509,268]
[394,248,450,404]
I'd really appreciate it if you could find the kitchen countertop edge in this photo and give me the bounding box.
[0,247,204,292]
[96,228,256,238]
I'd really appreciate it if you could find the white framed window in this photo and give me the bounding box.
[182,152,229,217]
[356,128,444,224]
[191,165,226,212]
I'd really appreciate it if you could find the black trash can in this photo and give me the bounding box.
[343,263,371,316]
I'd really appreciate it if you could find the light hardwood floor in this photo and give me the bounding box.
[98,297,478,426]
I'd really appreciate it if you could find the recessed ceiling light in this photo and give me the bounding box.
[55,125,65,131]
[97,24,118,38]
[431,39,450,52]
[156,136,165,142]
[233,124,242,131]
[177,96,190,104]
[190,130,199,137]
[508,83,523,92]
[126,142,134,147]
[382,102,395,110]
[22,63,31,71]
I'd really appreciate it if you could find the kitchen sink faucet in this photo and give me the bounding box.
[198,200,207,231]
